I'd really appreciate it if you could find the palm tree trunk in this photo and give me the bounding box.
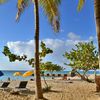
[94,0,100,68]
[34,0,43,99]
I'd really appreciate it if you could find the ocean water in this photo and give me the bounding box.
[0,70,100,81]
[44,70,100,75]
[0,70,33,81]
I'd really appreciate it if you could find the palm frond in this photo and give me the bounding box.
[16,0,61,32]
[39,0,61,32]
[77,0,85,11]
[16,0,31,21]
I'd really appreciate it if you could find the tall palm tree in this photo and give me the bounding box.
[77,0,100,68]
[16,0,61,99]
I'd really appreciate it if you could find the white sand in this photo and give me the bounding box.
[0,80,100,100]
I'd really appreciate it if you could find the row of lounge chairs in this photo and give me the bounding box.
[0,81,28,92]
[43,74,68,77]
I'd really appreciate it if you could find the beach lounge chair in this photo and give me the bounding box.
[14,81,29,92]
[10,81,30,95]
[0,82,10,90]
[58,74,61,77]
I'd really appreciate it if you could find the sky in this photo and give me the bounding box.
[0,0,98,70]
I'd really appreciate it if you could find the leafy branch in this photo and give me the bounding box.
[2,41,53,67]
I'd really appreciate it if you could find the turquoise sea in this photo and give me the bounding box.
[0,70,100,81]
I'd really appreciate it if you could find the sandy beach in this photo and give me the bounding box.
[0,78,100,100]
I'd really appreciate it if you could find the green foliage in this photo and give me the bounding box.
[27,58,34,66]
[2,46,27,62]
[2,41,53,67]
[64,41,98,83]
[3,46,11,56]
[64,41,99,70]
[40,41,53,58]
[40,62,63,72]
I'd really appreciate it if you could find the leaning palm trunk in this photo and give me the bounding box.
[34,0,43,99]
[94,0,100,68]
[94,0,100,92]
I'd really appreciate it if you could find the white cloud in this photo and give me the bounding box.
[7,40,35,58]
[3,39,75,70]
[0,33,95,70]
[4,39,88,70]
[67,32,80,40]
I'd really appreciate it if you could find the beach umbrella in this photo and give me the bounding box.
[23,70,34,77]
[0,71,4,76]
[13,72,22,76]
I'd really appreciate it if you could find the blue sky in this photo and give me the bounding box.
[0,0,97,70]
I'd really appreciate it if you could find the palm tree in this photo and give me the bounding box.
[77,0,100,68]
[16,0,61,99]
